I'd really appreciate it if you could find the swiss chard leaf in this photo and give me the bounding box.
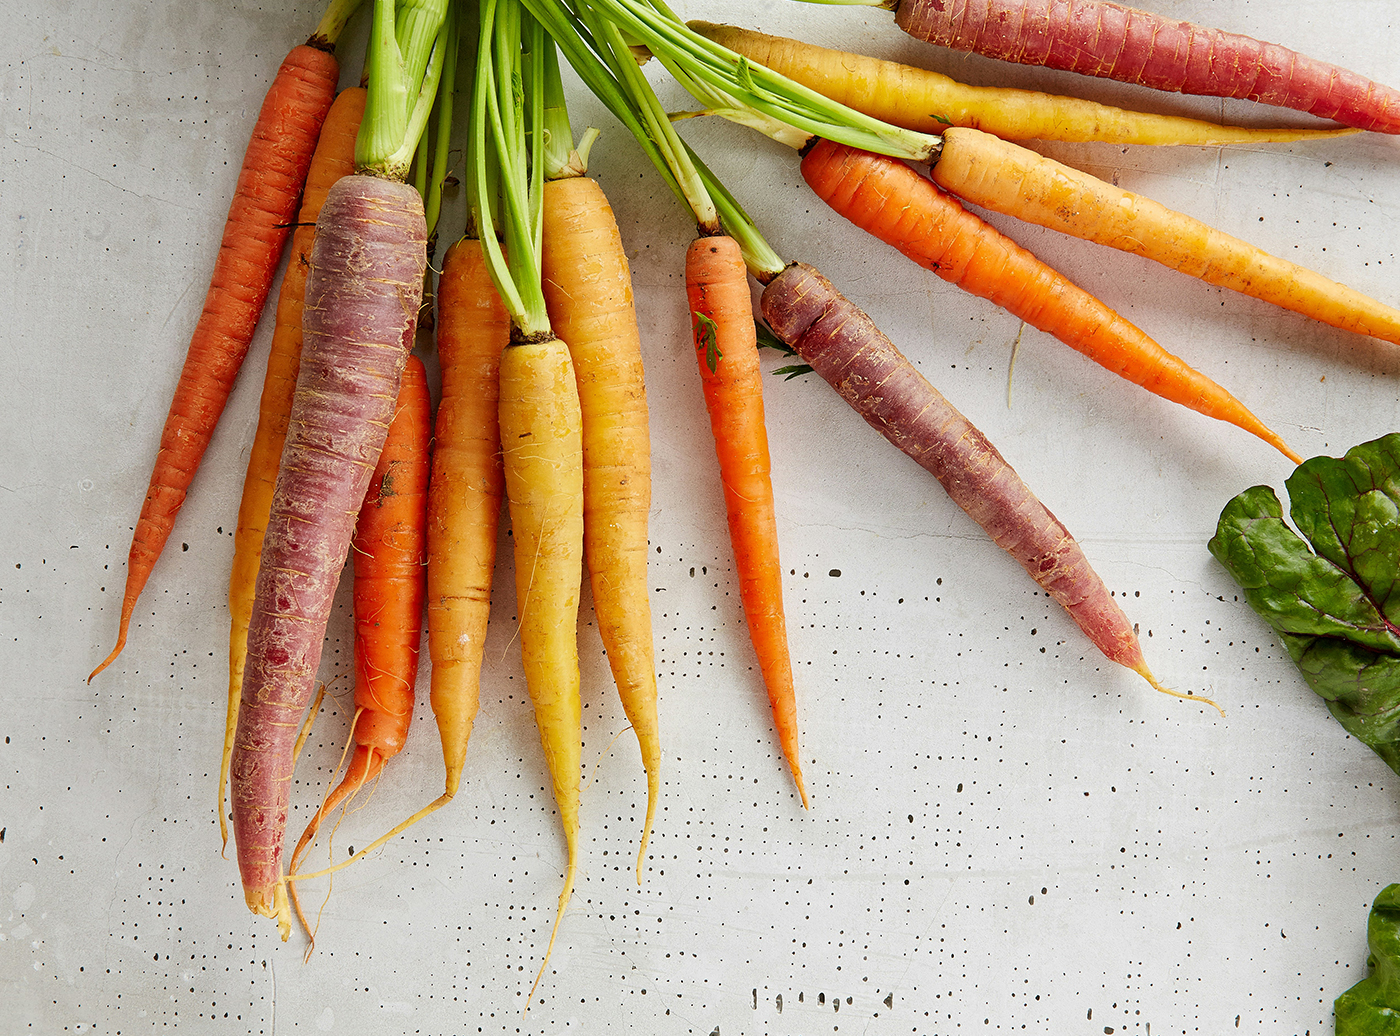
[1335,883,1400,1036]
[1209,434,1400,775]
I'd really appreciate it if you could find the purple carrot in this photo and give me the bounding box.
[230,174,428,933]
[889,0,1400,133]
[760,261,1218,709]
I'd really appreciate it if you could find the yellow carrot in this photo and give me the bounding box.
[499,332,585,1000]
[689,21,1360,146]
[932,126,1400,347]
[540,175,660,880]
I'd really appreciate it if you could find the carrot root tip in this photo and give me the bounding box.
[1135,665,1225,717]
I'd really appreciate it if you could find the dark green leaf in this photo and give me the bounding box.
[692,311,722,373]
[773,363,814,381]
[754,319,795,356]
[1209,434,1400,774]
[1336,884,1400,1036]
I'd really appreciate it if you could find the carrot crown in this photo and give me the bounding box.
[564,0,942,163]
[522,0,785,277]
[309,0,369,50]
[358,0,452,179]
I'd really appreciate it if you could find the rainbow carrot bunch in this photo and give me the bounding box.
[527,0,1216,738]
[549,0,1313,463]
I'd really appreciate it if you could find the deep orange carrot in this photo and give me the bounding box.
[90,41,340,682]
[220,85,366,853]
[685,234,808,808]
[801,137,1302,464]
[286,354,431,941]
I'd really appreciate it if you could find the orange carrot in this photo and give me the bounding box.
[425,237,510,802]
[90,40,341,682]
[540,175,663,872]
[286,354,431,942]
[219,86,366,854]
[686,234,808,808]
[801,137,1302,464]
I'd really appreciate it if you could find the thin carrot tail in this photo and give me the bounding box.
[288,745,386,875]
[636,760,659,882]
[1134,664,1225,718]
[285,791,455,884]
[526,834,578,1014]
[88,597,134,681]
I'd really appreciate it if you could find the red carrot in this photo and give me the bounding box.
[230,174,428,933]
[220,85,366,854]
[761,260,1219,711]
[888,0,1400,133]
[89,34,342,682]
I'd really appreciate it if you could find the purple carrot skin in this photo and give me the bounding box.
[890,0,1400,133]
[760,261,1219,711]
[230,174,427,934]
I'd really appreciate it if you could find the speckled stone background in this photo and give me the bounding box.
[5,0,1400,1032]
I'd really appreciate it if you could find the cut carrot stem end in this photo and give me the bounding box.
[1136,665,1225,717]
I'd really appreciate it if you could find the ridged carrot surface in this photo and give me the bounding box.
[892,0,1400,133]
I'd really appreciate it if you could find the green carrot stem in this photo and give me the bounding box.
[469,0,552,336]
[358,0,450,179]
[576,0,940,161]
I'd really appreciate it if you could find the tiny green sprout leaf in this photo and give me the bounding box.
[1335,883,1400,1036]
[774,363,815,381]
[754,319,795,356]
[693,311,722,372]
[932,113,952,125]
[1209,433,1400,775]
